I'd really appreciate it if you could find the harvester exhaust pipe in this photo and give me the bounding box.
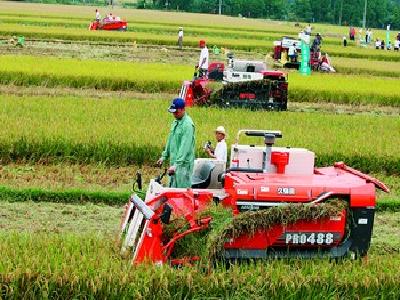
[263,133,276,173]
[136,170,142,191]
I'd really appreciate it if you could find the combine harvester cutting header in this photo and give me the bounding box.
[120,130,389,266]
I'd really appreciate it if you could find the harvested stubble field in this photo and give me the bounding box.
[0,2,400,299]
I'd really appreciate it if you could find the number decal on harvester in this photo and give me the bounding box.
[277,187,296,195]
[285,233,335,245]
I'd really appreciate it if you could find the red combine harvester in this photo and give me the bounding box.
[179,54,288,110]
[120,130,389,265]
[89,18,128,31]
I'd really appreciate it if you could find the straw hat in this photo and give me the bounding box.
[215,126,226,135]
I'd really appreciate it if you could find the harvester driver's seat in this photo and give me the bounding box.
[191,161,215,189]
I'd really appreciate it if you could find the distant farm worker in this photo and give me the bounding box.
[157,98,195,188]
[375,39,381,49]
[343,36,347,47]
[316,33,323,45]
[305,23,312,35]
[177,27,184,50]
[95,9,101,22]
[197,40,209,78]
[320,53,336,73]
[365,28,371,44]
[288,43,297,62]
[394,39,400,51]
[205,126,227,163]
[349,27,355,41]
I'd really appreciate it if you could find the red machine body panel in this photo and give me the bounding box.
[223,167,377,207]
[89,20,128,31]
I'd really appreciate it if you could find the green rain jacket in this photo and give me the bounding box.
[161,113,195,188]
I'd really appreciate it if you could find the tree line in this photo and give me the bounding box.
[138,0,400,30]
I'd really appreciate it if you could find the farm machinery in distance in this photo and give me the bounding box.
[179,54,288,110]
[273,36,335,72]
[89,17,128,31]
[119,129,389,266]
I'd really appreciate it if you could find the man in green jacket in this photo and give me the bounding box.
[157,98,195,188]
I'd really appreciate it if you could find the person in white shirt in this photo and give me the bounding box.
[375,39,381,49]
[197,40,209,78]
[205,126,227,163]
[305,24,312,35]
[95,9,101,22]
[177,27,183,50]
[394,39,400,51]
[288,43,297,62]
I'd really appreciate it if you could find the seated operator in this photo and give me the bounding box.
[204,126,227,163]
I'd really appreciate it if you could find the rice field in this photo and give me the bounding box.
[1,2,398,40]
[0,96,399,174]
[0,2,400,299]
[0,201,400,299]
[1,55,400,105]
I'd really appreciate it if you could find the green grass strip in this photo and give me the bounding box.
[0,185,398,211]
[0,186,128,206]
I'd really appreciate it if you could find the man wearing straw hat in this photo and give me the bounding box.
[205,126,227,163]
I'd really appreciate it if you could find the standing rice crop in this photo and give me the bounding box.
[0,96,399,174]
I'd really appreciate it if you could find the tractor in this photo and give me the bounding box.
[179,54,288,110]
[119,129,389,266]
[89,18,128,31]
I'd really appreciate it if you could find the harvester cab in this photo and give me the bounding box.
[119,129,389,266]
[179,54,288,110]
